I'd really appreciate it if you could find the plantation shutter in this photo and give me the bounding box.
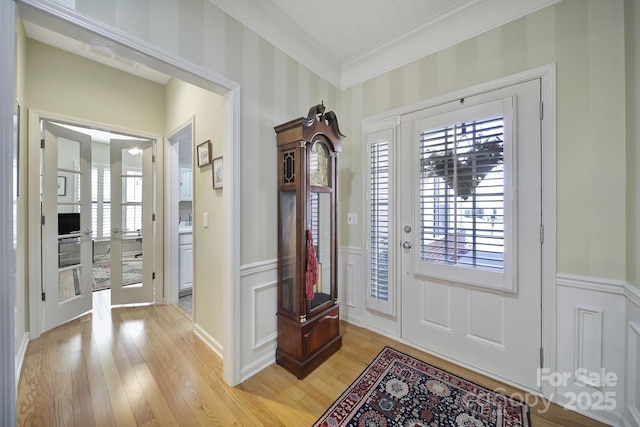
[419,116,505,272]
[370,140,389,301]
[366,124,396,315]
[91,165,111,241]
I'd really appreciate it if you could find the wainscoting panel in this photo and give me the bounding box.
[574,306,603,387]
[240,259,278,382]
[627,321,640,427]
[556,274,626,426]
[626,284,640,427]
[252,282,277,350]
[339,247,363,326]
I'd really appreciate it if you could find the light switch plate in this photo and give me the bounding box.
[347,212,358,225]
[203,212,209,228]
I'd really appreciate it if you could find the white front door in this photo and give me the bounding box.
[42,122,93,330]
[400,79,542,390]
[110,139,155,305]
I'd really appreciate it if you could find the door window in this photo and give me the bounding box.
[419,115,505,272]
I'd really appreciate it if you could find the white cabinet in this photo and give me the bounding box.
[179,231,193,293]
[179,167,192,201]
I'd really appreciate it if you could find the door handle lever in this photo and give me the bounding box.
[402,241,412,249]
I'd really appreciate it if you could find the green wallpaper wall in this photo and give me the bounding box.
[340,0,627,281]
[50,0,629,281]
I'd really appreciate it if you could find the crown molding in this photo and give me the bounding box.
[340,0,561,88]
[209,0,560,90]
[207,0,342,88]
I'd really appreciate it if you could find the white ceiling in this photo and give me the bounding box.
[24,0,560,89]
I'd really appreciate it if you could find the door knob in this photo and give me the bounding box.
[402,241,412,249]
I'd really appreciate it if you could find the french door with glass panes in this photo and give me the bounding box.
[42,122,155,329]
[399,79,542,390]
[109,139,154,305]
[42,122,93,330]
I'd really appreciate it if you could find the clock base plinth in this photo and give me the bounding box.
[276,304,342,379]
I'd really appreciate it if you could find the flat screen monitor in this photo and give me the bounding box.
[58,212,80,236]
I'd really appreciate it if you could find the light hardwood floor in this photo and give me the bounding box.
[17,290,607,426]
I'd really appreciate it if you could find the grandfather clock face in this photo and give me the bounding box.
[310,142,329,186]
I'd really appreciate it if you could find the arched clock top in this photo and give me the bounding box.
[274,103,345,154]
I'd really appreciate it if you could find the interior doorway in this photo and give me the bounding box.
[20,2,241,386]
[167,121,194,317]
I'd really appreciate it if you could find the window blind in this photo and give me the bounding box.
[419,116,505,272]
[370,141,389,301]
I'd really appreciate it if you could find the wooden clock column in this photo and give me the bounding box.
[274,104,345,378]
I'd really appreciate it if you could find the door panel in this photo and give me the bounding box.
[43,122,93,330]
[400,79,542,390]
[110,139,154,305]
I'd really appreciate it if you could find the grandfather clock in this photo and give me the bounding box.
[274,104,345,378]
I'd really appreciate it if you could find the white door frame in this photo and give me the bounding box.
[1,1,16,424]
[18,0,242,386]
[363,64,557,398]
[28,111,165,328]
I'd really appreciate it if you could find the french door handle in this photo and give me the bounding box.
[82,228,93,236]
[402,241,412,249]
[112,228,122,234]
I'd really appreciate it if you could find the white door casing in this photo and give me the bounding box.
[110,138,155,305]
[400,79,542,390]
[42,121,93,330]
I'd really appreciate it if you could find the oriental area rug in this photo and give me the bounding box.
[313,347,530,427]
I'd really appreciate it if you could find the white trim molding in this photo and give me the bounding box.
[15,332,29,396]
[194,323,223,360]
[1,0,16,424]
[625,283,640,308]
[208,0,560,89]
[557,273,626,296]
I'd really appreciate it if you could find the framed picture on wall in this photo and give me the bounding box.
[197,140,211,167]
[212,156,223,189]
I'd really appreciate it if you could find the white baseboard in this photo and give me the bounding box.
[240,352,275,383]
[15,332,29,395]
[193,323,223,360]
